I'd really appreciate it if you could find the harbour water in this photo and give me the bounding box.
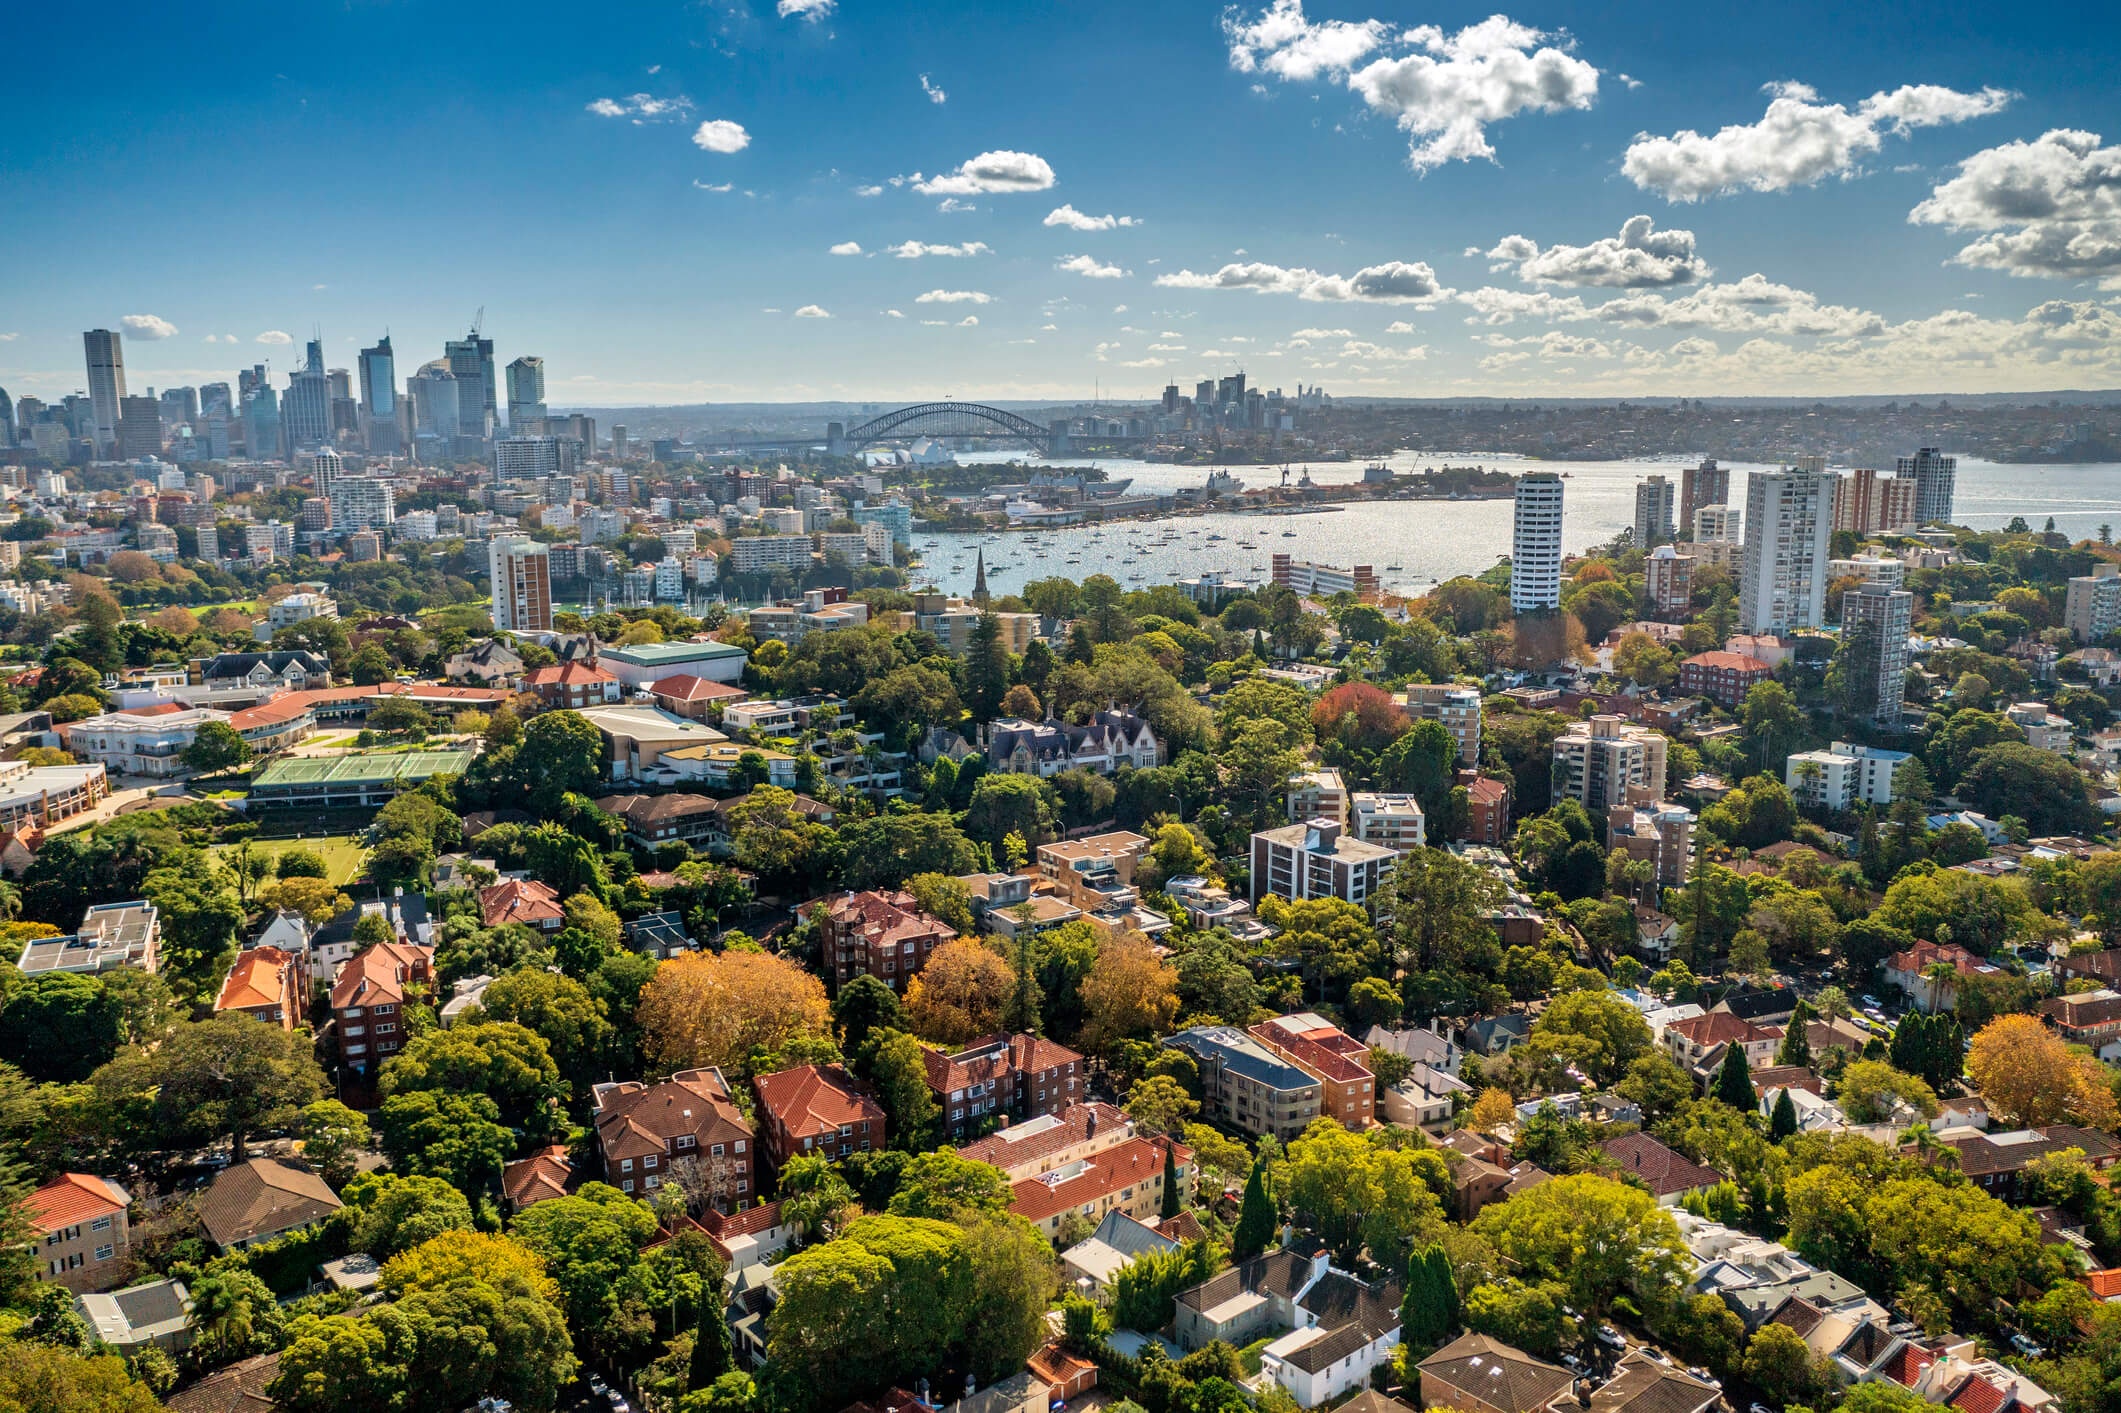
[908,451,2121,601]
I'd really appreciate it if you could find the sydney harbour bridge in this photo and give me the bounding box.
[703,401,1148,456]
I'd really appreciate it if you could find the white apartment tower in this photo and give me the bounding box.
[2065,564,2121,644]
[1553,715,1669,813]
[327,477,396,532]
[1740,467,1833,635]
[1511,472,1564,612]
[1634,475,1676,548]
[1895,447,1956,525]
[489,537,553,633]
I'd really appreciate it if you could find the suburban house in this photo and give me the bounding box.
[1415,1334,1574,1413]
[1663,1011,1779,1072]
[523,661,622,709]
[590,1068,756,1207]
[479,877,567,933]
[1257,1266,1406,1407]
[813,889,959,993]
[645,673,750,720]
[444,639,523,684]
[920,1032,1087,1139]
[212,946,302,1030]
[980,710,1163,777]
[329,939,434,1074]
[76,1278,195,1357]
[1062,1210,1178,1300]
[698,1201,799,1272]
[1886,939,2003,1014]
[16,900,161,978]
[195,650,332,692]
[1005,1132,1194,1243]
[24,1173,132,1292]
[596,792,725,850]
[753,1064,886,1170]
[194,1159,343,1251]
[1600,1132,1723,1205]
[1928,1125,2121,1201]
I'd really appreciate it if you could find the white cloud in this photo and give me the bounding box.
[887,240,991,258]
[777,0,833,19]
[1483,215,1710,287]
[921,320,950,327]
[1623,80,2012,201]
[920,74,947,104]
[1041,324,1058,331]
[1226,4,1600,170]
[1909,129,2121,284]
[1121,357,1169,368]
[693,181,734,193]
[256,330,293,345]
[586,93,695,123]
[1592,273,1884,337]
[1056,254,1128,279]
[884,309,905,318]
[793,305,832,318]
[692,119,751,154]
[121,314,178,340]
[937,198,977,213]
[855,184,884,197]
[915,289,994,304]
[1290,327,1354,339]
[1044,204,1140,231]
[910,150,1055,195]
[1457,287,1595,324]
[1155,258,1453,304]
[1334,339,1428,361]
[0,333,17,342]
[958,315,980,326]
[830,241,864,256]
[1385,320,1416,333]
[1148,342,1186,351]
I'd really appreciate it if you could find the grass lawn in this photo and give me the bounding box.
[216,832,370,885]
[1238,1331,1290,1377]
[129,599,259,619]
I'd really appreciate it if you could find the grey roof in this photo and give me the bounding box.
[1177,1249,1313,1314]
[1089,1210,1179,1261]
[201,650,330,678]
[1298,1271,1402,1340]
[1284,1322,1373,1374]
[1168,1025,1315,1093]
[315,893,431,951]
[77,1278,191,1346]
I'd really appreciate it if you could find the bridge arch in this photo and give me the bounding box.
[838,401,1049,449]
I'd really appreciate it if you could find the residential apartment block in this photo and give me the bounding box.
[25,1173,131,1293]
[1168,1025,1324,1139]
[329,939,433,1074]
[1286,768,1350,826]
[1784,742,1913,811]
[591,1068,755,1206]
[1250,1012,1376,1129]
[1349,793,1425,853]
[753,1064,886,1169]
[920,1032,1086,1139]
[813,889,959,993]
[1553,715,1669,813]
[1249,819,1395,909]
[1398,684,1482,766]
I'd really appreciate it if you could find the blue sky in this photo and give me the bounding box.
[3,0,2118,405]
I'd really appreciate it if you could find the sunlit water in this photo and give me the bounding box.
[906,451,2121,599]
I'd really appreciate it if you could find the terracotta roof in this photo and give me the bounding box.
[480,877,564,928]
[2088,1268,2121,1300]
[703,1199,787,1240]
[163,1352,282,1413]
[753,1064,884,1143]
[1770,1297,1826,1338]
[215,947,297,1013]
[503,1146,573,1209]
[817,890,956,949]
[1667,1011,1776,1047]
[594,1068,754,1163]
[22,1173,129,1232]
[1681,651,1773,673]
[328,940,432,1010]
[1157,1210,1208,1243]
[1008,1133,1191,1223]
[651,674,749,703]
[957,1101,1130,1175]
[1418,1333,1574,1413]
[227,696,316,729]
[1600,1133,1722,1198]
[1009,1032,1084,1073]
[1947,1375,2009,1413]
[596,792,722,825]
[127,702,188,717]
[1027,1344,1099,1389]
[1888,939,1991,979]
[194,1159,342,1248]
[1877,1342,1937,1388]
[524,661,617,687]
[1464,775,1511,805]
[1750,1065,1823,1098]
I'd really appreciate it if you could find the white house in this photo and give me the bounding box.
[1256,1268,1403,1407]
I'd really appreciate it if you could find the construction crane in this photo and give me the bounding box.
[471,306,485,337]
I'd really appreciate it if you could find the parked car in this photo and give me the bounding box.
[2011,1334,2046,1360]
[1595,1325,1626,1351]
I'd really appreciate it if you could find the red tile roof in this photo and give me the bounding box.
[651,674,749,703]
[524,661,617,687]
[1600,1132,1722,1198]
[1008,1133,1192,1223]
[1946,1375,2008,1413]
[328,940,432,1010]
[703,1200,787,1240]
[2087,1268,2121,1299]
[958,1102,1130,1174]
[503,1146,573,1209]
[754,1064,884,1142]
[128,702,188,717]
[215,947,297,1013]
[1682,651,1773,673]
[480,877,564,928]
[22,1173,128,1232]
[228,696,317,729]
[1877,1343,1936,1388]
[1668,1011,1776,1047]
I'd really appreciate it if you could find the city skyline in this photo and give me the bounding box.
[3,0,2118,404]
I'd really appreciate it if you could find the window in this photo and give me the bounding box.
[95,1244,113,1262]
[622,1179,634,1193]
[676,1134,695,1149]
[90,1216,111,1232]
[375,1023,396,1035]
[711,1143,724,1158]
[621,1159,634,1172]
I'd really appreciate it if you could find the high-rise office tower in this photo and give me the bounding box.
[358,336,400,456]
[1511,472,1564,612]
[409,361,460,445]
[1740,467,1834,634]
[445,327,496,439]
[611,424,629,461]
[495,435,580,482]
[489,537,553,633]
[82,329,128,454]
[0,388,14,447]
[1895,447,1956,525]
[243,384,282,460]
[1634,475,1675,548]
[1162,384,1181,414]
[117,396,164,459]
[1679,458,1728,536]
[159,387,198,430]
[1841,582,1913,727]
[284,337,333,453]
[506,356,546,429]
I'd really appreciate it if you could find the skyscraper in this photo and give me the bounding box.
[0,388,14,447]
[117,396,164,459]
[1840,582,1913,727]
[1740,466,1834,634]
[1895,447,1956,525]
[358,336,399,456]
[409,361,460,447]
[1511,472,1564,612]
[1633,475,1675,548]
[1679,458,1727,537]
[445,327,496,439]
[82,329,127,455]
[159,386,199,430]
[283,337,333,453]
[489,538,553,633]
[1830,466,1919,535]
[243,383,281,460]
[506,356,546,430]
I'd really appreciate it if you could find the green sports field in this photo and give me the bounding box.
[214,832,369,885]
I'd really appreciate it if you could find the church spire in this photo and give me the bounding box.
[973,547,989,605]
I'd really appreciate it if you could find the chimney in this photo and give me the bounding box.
[1085,1108,1098,1139]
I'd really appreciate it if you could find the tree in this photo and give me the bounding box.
[1768,1087,1799,1141]
[510,1184,659,1347]
[1079,932,1181,1051]
[1469,1088,1518,1132]
[833,975,908,1060]
[514,709,605,808]
[1526,988,1652,1085]
[905,939,1013,1046]
[1743,1323,1829,1406]
[1125,1075,1199,1136]
[259,876,352,929]
[1401,1244,1460,1350]
[299,1100,373,1187]
[182,720,253,774]
[1278,1119,1449,1268]
[869,1028,941,1153]
[886,1150,1015,1220]
[473,968,610,1090]
[343,1172,476,1259]
[1713,1044,1755,1112]
[639,950,832,1074]
[1471,1175,1688,1315]
[92,1014,325,1162]
[1836,1061,1939,1124]
[1231,1157,1277,1262]
[1386,846,1504,975]
[0,971,125,1082]
[1159,1142,1182,1219]
[0,1340,162,1413]
[1967,1014,2120,1129]
[375,1089,516,1192]
[690,1294,736,1392]
[904,873,975,935]
[1615,1052,1695,1123]
[380,1021,565,1136]
[963,773,1056,851]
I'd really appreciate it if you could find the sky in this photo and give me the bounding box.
[3,0,2119,406]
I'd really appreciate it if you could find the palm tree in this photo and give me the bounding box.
[1922,961,1957,1015]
